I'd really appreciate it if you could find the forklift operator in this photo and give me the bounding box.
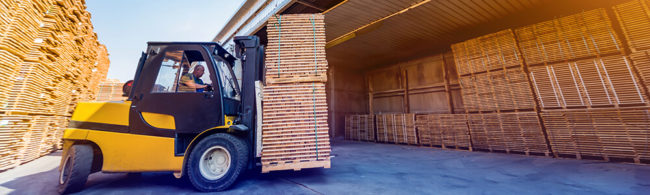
[179,65,208,92]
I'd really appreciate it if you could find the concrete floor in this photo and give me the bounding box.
[1,141,649,194]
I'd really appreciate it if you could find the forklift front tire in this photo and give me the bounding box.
[58,144,93,194]
[187,133,249,192]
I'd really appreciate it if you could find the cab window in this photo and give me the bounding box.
[152,50,212,93]
[214,57,239,99]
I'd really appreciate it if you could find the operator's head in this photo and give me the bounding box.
[193,65,205,78]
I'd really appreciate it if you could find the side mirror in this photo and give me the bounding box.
[123,80,134,97]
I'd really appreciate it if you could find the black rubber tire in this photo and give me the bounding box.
[58,144,93,194]
[187,133,249,192]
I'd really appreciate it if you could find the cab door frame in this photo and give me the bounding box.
[128,44,225,140]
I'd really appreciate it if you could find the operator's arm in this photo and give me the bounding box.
[181,74,207,89]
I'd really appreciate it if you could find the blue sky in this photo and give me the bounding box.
[86,0,244,82]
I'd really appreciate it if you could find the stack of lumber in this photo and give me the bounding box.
[452,30,547,154]
[630,50,650,96]
[516,8,645,110]
[618,0,650,102]
[95,78,126,102]
[415,114,470,149]
[0,116,30,169]
[514,4,650,162]
[541,107,650,163]
[458,68,536,112]
[261,14,330,173]
[528,55,646,109]
[375,114,417,145]
[452,30,521,75]
[0,0,108,171]
[452,29,536,112]
[344,114,374,141]
[515,9,621,66]
[614,0,650,53]
[467,112,549,155]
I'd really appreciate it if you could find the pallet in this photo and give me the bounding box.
[261,159,331,173]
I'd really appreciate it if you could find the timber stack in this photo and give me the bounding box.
[452,29,549,155]
[0,0,109,170]
[95,78,126,102]
[261,14,331,173]
[344,114,374,142]
[345,1,650,164]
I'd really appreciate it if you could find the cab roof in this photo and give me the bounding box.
[146,42,221,46]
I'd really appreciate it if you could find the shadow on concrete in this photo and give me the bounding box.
[1,167,59,195]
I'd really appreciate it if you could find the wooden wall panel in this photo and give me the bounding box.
[404,55,445,88]
[367,53,456,114]
[373,96,404,113]
[450,86,465,113]
[369,67,402,92]
[408,92,449,113]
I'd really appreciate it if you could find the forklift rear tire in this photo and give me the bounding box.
[187,133,249,192]
[58,144,93,194]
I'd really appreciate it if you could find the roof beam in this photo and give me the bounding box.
[325,0,431,49]
[295,0,325,12]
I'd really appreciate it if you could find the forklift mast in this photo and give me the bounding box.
[233,36,265,166]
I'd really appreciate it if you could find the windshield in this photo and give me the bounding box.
[213,54,240,100]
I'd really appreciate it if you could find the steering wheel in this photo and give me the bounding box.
[205,84,214,92]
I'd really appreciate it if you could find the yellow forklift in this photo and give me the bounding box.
[58,36,266,193]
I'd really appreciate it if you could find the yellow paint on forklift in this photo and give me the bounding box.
[224,115,235,127]
[86,130,183,172]
[62,128,90,140]
[142,112,176,130]
[71,102,131,126]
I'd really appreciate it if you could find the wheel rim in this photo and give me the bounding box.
[59,156,72,184]
[198,146,231,180]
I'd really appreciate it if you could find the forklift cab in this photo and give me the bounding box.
[128,42,241,137]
